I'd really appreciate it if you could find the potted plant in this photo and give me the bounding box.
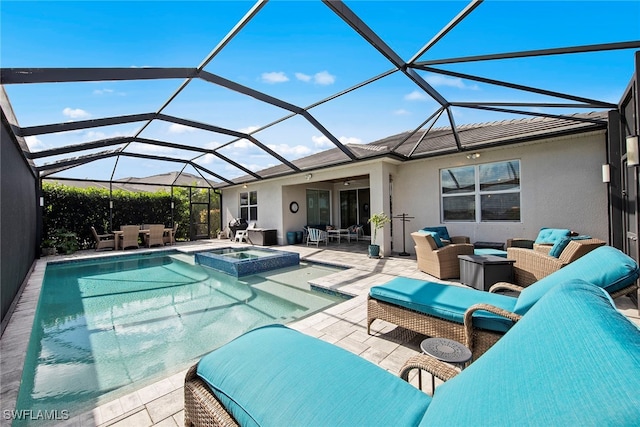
[40,238,57,256]
[367,212,391,258]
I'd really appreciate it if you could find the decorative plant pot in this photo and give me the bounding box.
[368,244,380,258]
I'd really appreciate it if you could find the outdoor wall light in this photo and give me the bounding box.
[242,184,248,189]
[602,164,611,183]
[305,173,312,181]
[39,197,44,207]
[466,152,480,160]
[343,180,350,186]
[627,135,639,167]
[171,201,175,209]
[109,200,113,209]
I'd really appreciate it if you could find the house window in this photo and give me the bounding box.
[441,160,520,222]
[240,191,258,221]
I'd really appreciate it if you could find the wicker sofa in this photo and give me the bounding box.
[368,245,638,359]
[184,280,640,426]
[507,237,606,287]
[412,231,474,279]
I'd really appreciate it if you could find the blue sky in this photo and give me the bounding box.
[1,0,639,182]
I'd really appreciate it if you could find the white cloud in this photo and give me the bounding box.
[261,71,289,84]
[426,75,479,90]
[312,135,333,148]
[312,135,362,148]
[233,139,253,149]
[238,125,260,134]
[63,107,90,119]
[339,136,362,145]
[168,123,195,134]
[394,109,411,116]
[295,72,312,82]
[83,130,107,139]
[93,88,114,95]
[404,90,428,101]
[313,71,335,85]
[295,71,336,85]
[128,142,175,154]
[25,136,45,151]
[266,143,313,157]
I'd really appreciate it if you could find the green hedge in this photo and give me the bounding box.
[41,183,220,251]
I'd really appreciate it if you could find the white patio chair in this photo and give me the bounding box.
[306,227,327,247]
[346,225,363,242]
[234,222,256,243]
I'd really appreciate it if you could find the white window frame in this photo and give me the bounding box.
[441,160,521,223]
[239,190,258,222]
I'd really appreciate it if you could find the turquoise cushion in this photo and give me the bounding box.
[548,235,591,258]
[473,248,507,257]
[513,246,639,315]
[420,280,640,426]
[421,227,450,242]
[197,324,432,427]
[534,228,571,244]
[418,230,444,248]
[369,277,517,332]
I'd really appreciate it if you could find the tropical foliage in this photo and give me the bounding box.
[41,182,221,251]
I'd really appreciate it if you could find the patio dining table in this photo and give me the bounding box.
[113,227,173,250]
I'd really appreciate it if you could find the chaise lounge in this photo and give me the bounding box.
[184,280,640,426]
[368,245,638,359]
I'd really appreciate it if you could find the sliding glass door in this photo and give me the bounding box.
[339,188,370,235]
[306,189,331,225]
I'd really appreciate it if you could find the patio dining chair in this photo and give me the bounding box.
[91,226,115,251]
[306,227,327,247]
[164,222,179,245]
[119,225,140,250]
[146,224,165,247]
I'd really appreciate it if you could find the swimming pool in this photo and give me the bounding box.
[15,250,347,422]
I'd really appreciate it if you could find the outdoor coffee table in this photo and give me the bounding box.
[419,337,472,392]
[327,228,349,243]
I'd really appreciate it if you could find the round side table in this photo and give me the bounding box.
[419,337,472,392]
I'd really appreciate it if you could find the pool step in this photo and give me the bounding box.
[168,253,196,265]
[251,281,338,313]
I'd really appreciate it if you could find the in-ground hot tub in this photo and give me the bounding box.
[195,247,300,277]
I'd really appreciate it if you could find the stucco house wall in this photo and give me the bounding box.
[221,129,608,254]
[392,130,609,252]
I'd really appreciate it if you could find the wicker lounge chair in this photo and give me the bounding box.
[90,226,115,251]
[412,231,474,279]
[184,281,640,426]
[119,225,140,250]
[419,226,470,245]
[368,245,639,360]
[507,237,606,286]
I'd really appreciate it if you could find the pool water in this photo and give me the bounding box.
[15,251,347,422]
